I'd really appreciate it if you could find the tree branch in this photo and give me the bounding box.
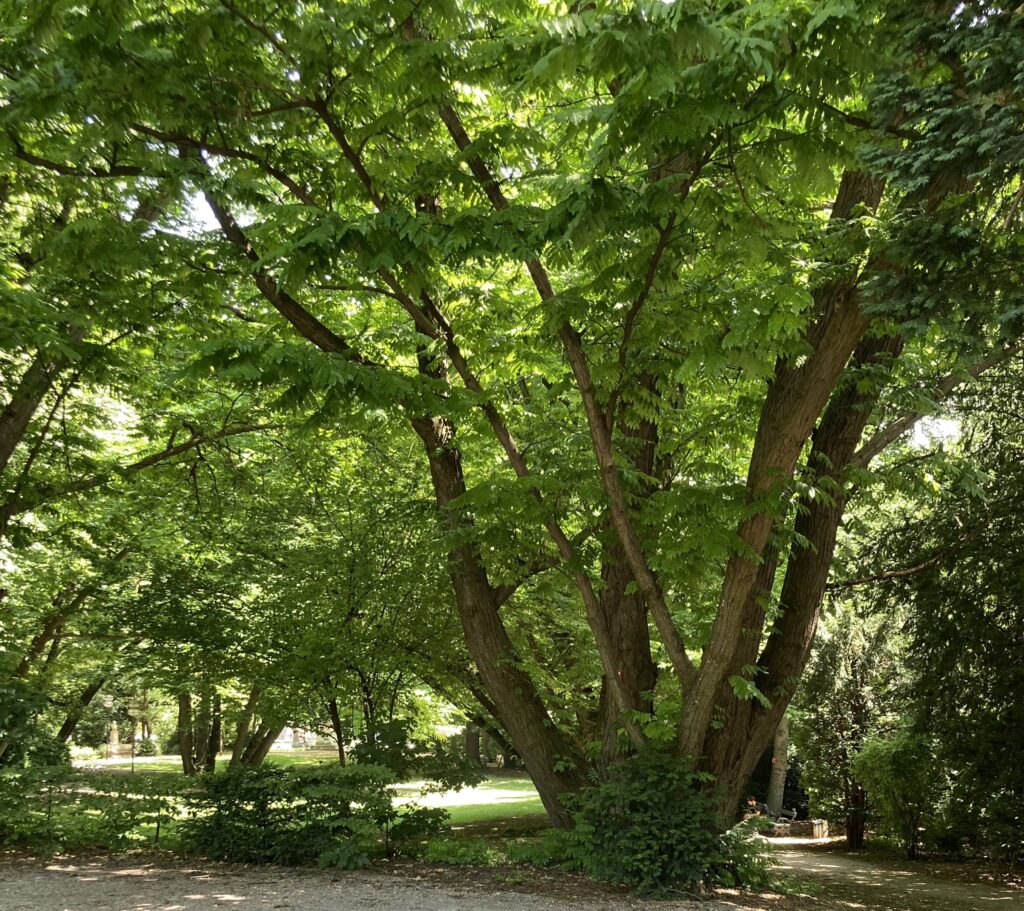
[850,342,1023,469]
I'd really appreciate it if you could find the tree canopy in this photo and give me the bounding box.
[1,0,1022,834]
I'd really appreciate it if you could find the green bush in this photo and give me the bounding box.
[179,764,445,868]
[0,767,178,853]
[852,728,938,859]
[566,752,757,896]
[135,738,160,757]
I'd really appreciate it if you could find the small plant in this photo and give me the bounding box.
[419,835,497,865]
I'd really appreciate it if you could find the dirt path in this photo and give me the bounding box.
[0,855,733,911]
[2,848,1021,911]
[771,846,1024,911]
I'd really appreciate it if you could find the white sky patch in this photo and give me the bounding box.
[912,416,960,449]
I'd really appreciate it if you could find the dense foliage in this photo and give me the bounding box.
[180,764,446,867]
[565,751,773,894]
[1,0,1022,883]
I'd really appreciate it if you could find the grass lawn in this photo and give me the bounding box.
[82,750,342,774]
[78,754,548,830]
[397,774,547,827]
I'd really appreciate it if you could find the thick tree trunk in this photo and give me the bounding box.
[705,333,904,826]
[767,716,790,817]
[847,784,866,848]
[412,414,585,825]
[596,543,657,770]
[326,697,347,766]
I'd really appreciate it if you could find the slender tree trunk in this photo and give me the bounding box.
[326,697,347,766]
[177,693,196,775]
[229,686,260,767]
[203,693,221,773]
[57,678,106,742]
[767,716,790,817]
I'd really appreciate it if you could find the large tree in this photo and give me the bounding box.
[3,0,1022,825]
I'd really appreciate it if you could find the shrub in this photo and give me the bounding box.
[0,767,177,853]
[852,728,938,859]
[565,752,724,896]
[135,738,160,757]
[179,764,445,868]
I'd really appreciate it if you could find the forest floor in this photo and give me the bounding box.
[1,843,1022,911]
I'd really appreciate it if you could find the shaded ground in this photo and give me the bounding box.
[719,842,1024,911]
[0,854,731,911]
[2,842,1022,911]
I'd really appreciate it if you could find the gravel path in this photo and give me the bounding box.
[0,856,736,911]
[775,848,1024,911]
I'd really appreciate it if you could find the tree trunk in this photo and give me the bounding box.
[177,693,196,775]
[57,678,106,742]
[242,723,285,766]
[766,716,790,817]
[326,697,347,766]
[229,686,260,767]
[703,332,904,826]
[203,693,221,773]
[412,413,585,826]
[0,345,74,478]
[847,784,866,849]
[464,723,481,766]
[595,551,657,771]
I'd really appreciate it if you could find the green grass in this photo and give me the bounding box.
[78,757,549,833]
[86,750,341,774]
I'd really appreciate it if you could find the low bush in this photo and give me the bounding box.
[178,764,445,868]
[564,751,775,896]
[0,766,178,854]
